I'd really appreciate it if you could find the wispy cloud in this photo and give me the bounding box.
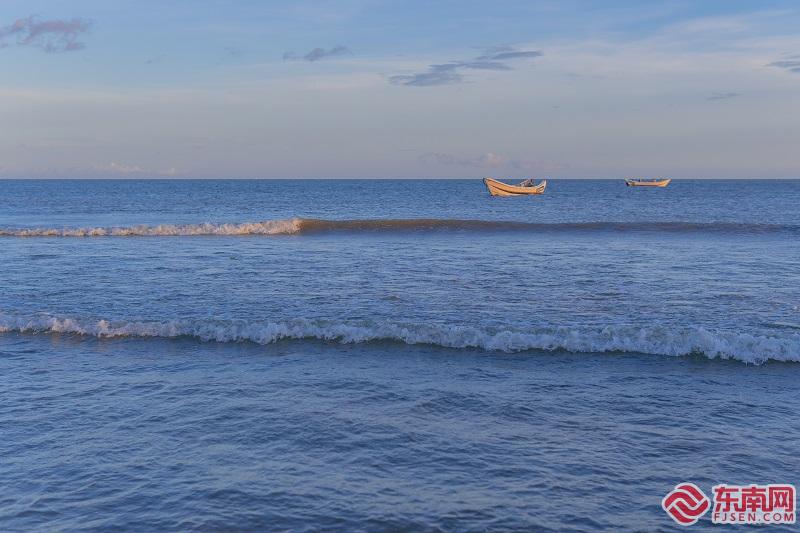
[390,46,542,87]
[94,162,180,177]
[420,152,506,168]
[419,152,564,172]
[707,92,740,101]
[768,58,800,73]
[224,46,244,57]
[0,15,91,53]
[476,45,544,62]
[389,64,465,87]
[283,45,352,62]
[145,54,165,65]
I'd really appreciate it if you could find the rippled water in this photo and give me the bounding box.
[1,179,798,531]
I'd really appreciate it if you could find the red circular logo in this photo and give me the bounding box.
[662,483,711,526]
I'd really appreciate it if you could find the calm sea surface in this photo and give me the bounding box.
[1,179,798,531]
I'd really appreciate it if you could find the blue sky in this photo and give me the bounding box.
[1,0,799,178]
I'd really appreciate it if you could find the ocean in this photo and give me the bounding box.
[1,179,798,531]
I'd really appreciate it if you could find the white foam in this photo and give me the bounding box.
[0,219,302,237]
[1,312,798,364]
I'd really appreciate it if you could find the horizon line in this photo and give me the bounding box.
[1,177,799,181]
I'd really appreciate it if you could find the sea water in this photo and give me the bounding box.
[1,179,798,531]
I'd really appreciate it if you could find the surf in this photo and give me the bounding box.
[1,312,797,364]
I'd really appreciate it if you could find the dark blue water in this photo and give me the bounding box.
[1,179,798,531]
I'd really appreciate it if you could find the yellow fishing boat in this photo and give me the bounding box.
[625,178,671,187]
[483,177,547,196]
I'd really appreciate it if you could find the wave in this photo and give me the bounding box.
[0,218,797,237]
[1,312,797,364]
[0,219,303,237]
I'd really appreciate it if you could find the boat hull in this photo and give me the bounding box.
[625,178,671,187]
[483,178,547,196]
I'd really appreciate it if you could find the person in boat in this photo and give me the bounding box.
[518,178,536,187]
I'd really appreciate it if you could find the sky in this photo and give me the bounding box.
[1,0,799,179]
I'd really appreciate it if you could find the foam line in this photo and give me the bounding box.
[1,312,797,364]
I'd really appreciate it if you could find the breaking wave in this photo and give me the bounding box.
[1,312,797,364]
[0,219,303,237]
[0,218,797,237]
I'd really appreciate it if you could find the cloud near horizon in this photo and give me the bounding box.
[419,152,563,173]
[0,15,91,53]
[420,152,506,168]
[94,162,180,177]
[283,45,351,62]
[390,46,542,87]
[707,92,740,101]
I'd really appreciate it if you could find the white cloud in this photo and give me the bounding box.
[92,162,182,177]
